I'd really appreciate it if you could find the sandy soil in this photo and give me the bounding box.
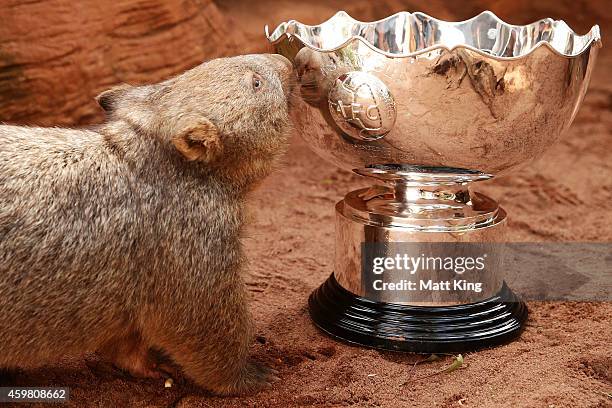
[2,1,611,407]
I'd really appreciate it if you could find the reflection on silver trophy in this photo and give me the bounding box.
[267,11,601,351]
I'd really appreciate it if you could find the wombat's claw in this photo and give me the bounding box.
[113,359,162,380]
[260,366,279,381]
[132,368,162,379]
[229,361,279,395]
[85,358,125,378]
[152,362,184,384]
[148,349,184,382]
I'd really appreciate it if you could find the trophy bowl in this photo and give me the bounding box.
[267,11,601,352]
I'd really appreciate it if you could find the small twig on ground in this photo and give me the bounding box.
[401,354,440,385]
[402,354,464,385]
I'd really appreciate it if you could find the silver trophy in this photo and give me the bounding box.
[267,11,601,351]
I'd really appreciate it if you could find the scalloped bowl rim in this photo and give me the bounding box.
[266,10,602,61]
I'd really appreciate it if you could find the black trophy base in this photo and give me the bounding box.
[309,274,528,353]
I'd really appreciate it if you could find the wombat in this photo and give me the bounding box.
[0,53,293,395]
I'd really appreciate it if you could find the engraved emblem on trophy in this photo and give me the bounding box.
[267,11,601,351]
[328,72,396,140]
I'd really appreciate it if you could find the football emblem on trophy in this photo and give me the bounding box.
[328,71,396,141]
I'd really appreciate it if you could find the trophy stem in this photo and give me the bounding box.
[393,182,471,204]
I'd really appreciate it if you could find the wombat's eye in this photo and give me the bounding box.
[252,73,264,91]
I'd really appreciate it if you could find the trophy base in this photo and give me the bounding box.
[309,273,527,353]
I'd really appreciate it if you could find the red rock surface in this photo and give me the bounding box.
[1,1,611,407]
[0,0,243,126]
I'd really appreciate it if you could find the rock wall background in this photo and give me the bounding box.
[0,0,243,125]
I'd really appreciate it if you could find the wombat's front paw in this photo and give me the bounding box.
[87,355,158,380]
[216,360,279,396]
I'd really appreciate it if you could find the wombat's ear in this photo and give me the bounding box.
[172,118,222,162]
[96,84,132,112]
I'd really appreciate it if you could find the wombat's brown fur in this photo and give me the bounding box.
[0,53,293,395]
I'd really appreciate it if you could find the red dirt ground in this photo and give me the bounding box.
[3,1,611,407]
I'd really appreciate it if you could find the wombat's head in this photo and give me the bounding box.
[97,54,293,183]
